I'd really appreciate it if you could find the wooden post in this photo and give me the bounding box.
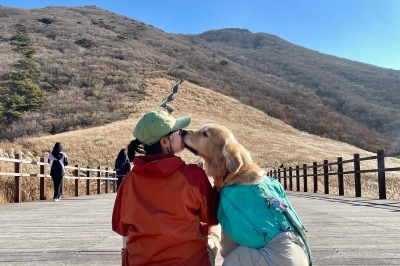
[113,171,117,193]
[303,164,308,192]
[105,167,109,193]
[313,162,318,193]
[74,165,79,197]
[86,166,91,195]
[14,153,22,203]
[337,157,344,196]
[377,150,386,199]
[278,169,281,184]
[354,154,361,197]
[97,166,101,194]
[40,157,46,200]
[288,167,293,191]
[283,168,287,190]
[324,160,329,194]
[296,165,300,191]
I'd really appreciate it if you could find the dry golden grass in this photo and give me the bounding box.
[1,77,399,203]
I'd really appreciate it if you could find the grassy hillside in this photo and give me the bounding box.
[1,78,399,203]
[0,6,399,153]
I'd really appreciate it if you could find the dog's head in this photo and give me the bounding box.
[182,124,253,187]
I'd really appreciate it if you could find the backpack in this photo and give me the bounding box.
[50,157,65,177]
[115,160,129,176]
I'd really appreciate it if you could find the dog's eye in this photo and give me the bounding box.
[203,132,208,137]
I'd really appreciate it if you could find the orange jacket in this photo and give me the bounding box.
[112,154,220,266]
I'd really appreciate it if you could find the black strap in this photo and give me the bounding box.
[222,170,230,182]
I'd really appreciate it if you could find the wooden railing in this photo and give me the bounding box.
[268,149,400,200]
[0,153,117,203]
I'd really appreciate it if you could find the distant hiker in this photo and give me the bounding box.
[114,148,131,190]
[48,142,69,201]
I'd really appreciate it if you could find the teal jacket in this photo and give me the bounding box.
[218,176,305,249]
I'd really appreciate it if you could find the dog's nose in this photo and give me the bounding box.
[181,130,188,137]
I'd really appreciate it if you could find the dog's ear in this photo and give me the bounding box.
[223,142,251,173]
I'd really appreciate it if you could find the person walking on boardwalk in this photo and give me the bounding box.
[114,148,131,190]
[112,110,220,266]
[48,142,69,201]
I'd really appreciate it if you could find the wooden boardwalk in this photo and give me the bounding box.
[0,192,399,266]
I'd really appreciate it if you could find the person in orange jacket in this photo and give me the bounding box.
[112,110,220,266]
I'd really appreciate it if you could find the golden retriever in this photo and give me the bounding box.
[182,123,266,256]
[183,124,311,265]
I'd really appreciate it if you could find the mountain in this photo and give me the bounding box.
[0,5,399,152]
[4,78,400,203]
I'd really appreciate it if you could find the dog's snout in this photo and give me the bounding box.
[181,129,188,137]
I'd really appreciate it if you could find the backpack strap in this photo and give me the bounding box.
[58,153,65,167]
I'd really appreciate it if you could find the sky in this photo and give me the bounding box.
[2,0,400,70]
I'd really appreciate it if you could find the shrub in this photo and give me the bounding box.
[1,80,46,120]
[117,32,134,40]
[91,19,115,30]
[10,33,31,48]
[220,60,228,66]
[0,26,46,126]
[17,58,41,82]
[38,18,54,24]
[24,50,36,58]
[75,38,92,48]
[114,54,124,60]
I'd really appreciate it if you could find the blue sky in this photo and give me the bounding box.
[2,0,400,70]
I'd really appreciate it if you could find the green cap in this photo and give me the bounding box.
[133,110,191,145]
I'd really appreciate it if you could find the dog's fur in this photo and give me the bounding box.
[182,123,266,256]
[183,123,265,189]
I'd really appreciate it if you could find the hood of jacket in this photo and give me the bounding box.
[133,154,185,178]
